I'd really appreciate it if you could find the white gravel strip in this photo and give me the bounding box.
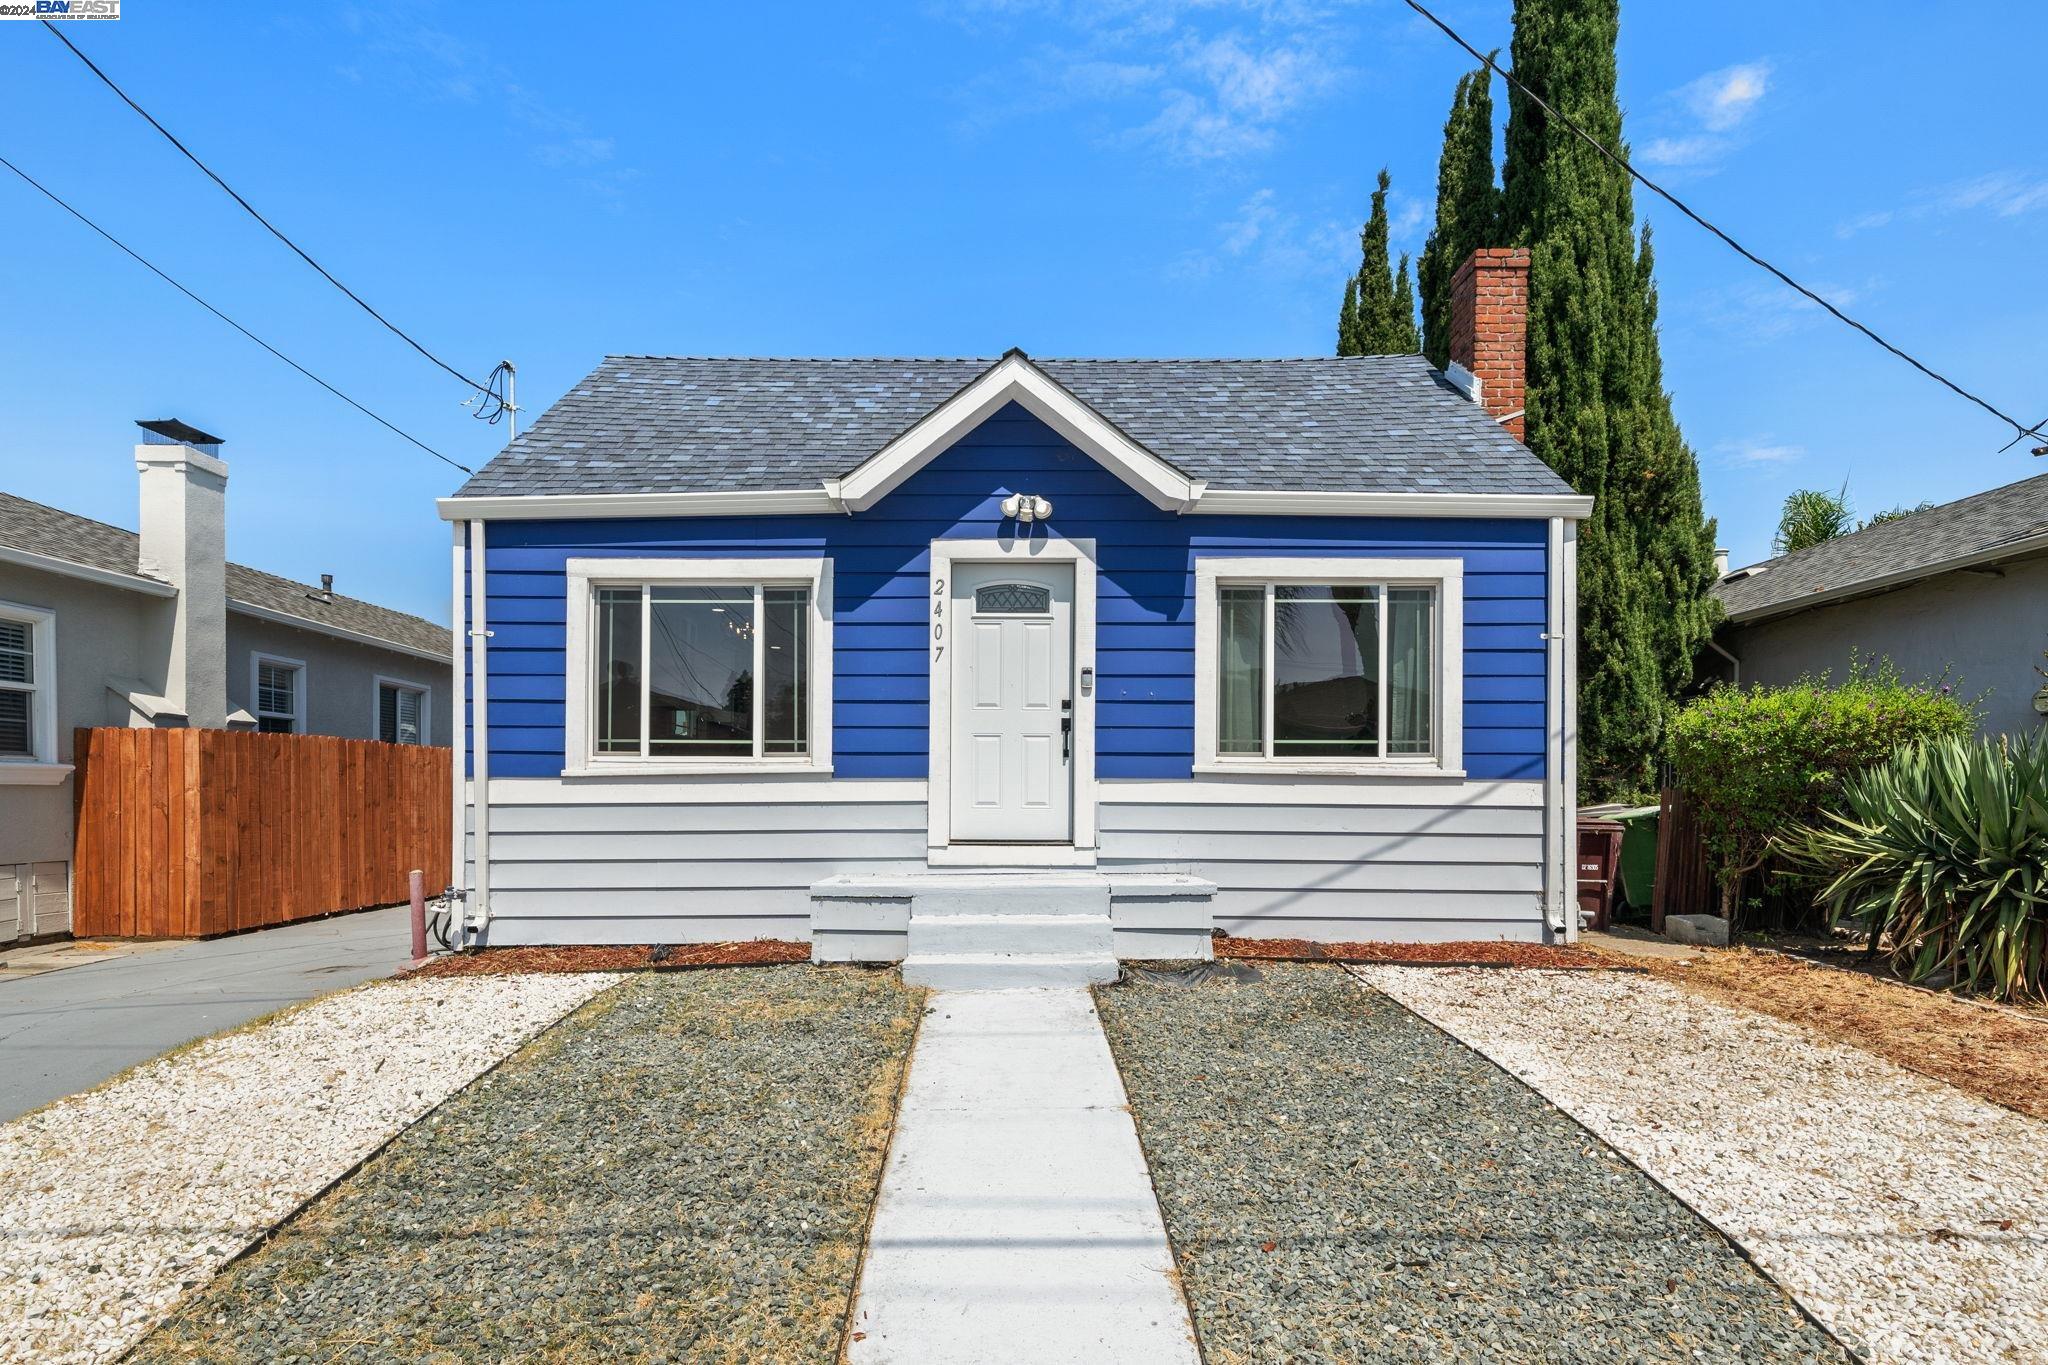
[1354,966,2048,1365]
[0,972,613,1365]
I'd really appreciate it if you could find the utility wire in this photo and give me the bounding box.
[1402,0,2048,452]
[0,152,471,474]
[42,19,496,402]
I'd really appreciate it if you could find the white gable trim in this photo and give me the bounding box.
[825,352,1201,513]
[1193,490,1594,519]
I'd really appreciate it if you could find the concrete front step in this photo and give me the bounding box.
[901,953,1121,989]
[911,912,1115,958]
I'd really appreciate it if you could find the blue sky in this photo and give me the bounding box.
[2,1,2042,624]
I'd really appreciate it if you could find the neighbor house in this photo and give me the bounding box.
[1709,468,2048,736]
[0,421,452,941]
[438,249,1591,982]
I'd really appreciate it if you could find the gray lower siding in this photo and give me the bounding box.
[469,780,1548,945]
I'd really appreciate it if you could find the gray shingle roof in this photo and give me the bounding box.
[453,354,1576,499]
[1714,469,2048,622]
[0,491,451,657]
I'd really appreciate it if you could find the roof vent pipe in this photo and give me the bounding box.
[1713,548,1730,579]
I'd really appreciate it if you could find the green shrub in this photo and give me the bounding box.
[1780,732,2048,1001]
[1665,666,1974,928]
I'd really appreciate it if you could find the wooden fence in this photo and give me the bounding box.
[1650,783,1714,932]
[71,727,450,938]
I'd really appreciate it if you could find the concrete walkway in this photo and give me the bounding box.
[849,989,1199,1365]
[0,905,412,1122]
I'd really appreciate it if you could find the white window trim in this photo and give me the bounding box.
[927,536,1098,859]
[562,557,834,778]
[372,675,432,746]
[1192,556,1464,778]
[249,651,308,736]
[0,599,59,769]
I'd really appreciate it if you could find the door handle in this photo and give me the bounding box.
[1060,698,1073,762]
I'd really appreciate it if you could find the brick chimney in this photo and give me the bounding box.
[1447,247,1529,441]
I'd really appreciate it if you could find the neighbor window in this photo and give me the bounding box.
[1199,560,1460,770]
[377,680,427,745]
[589,583,811,761]
[253,656,304,734]
[0,613,44,759]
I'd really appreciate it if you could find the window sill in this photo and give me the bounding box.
[0,761,75,786]
[1192,761,1465,780]
[560,761,834,779]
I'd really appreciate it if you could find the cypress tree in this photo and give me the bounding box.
[1337,276,1362,356]
[1392,253,1419,353]
[1498,0,1717,796]
[1418,59,1502,368]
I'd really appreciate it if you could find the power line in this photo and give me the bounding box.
[0,152,471,475]
[41,19,501,408]
[1401,0,2048,452]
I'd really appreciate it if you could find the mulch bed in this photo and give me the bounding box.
[1610,945,2048,1122]
[1214,936,1619,969]
[407,940,811,977]
[1096,963,1845,1362]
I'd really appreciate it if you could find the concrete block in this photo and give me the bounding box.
[1665,913,1730,947]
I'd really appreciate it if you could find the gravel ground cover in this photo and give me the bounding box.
[134,964,919,1364]
[408,940,811,976]
[1360,966,2048,1364]
[0,973,612,1365]
[1096,962,1842,1364]
[1601,945,2048,1121]
[1214,936,1616,968]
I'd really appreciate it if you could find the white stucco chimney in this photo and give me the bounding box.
[135,419,230,728]
[1713,547,1730,580]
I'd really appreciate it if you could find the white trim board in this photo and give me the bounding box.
[0,544,177,596]
[437,486,1594,522]
[1100,778,1542,807]
[826,352,1200,513]
[480,776,926,805]
[561,556,834,778]
[1191,556,1465,778]
[926,536,1099,857]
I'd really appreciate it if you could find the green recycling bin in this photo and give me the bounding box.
[1611,804,1661,912]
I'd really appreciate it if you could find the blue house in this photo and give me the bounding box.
[438,251,1590,980]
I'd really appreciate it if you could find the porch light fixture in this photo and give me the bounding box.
[1001,493,1054,524]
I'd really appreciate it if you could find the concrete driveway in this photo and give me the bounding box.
[0,905,413,1123]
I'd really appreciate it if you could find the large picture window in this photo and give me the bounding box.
[1196,558,1463,774]
[566,559,831,773]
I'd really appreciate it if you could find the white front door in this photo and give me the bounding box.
[949,562,1074,843]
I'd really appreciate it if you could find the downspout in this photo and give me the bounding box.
[1543,516,1569,941]
[1560,519,1580,944]
[466,518,492,941]
[449,522,468,928]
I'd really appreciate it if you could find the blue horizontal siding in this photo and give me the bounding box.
[477,403,1551,780]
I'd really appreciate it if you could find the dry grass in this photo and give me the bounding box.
[1605,945,2048,1121]
[406,940,811,976]
[1214,936,1619,969]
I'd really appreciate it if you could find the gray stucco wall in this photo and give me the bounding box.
[225,614,451,744]
[1718,552,2048,738]
[0,563,159,866]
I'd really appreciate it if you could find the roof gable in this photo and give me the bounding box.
[828,351,1199,512]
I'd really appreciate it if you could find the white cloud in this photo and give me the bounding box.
[1835,170,2048,237]
[1693,278,1873,343]
[1682,62,1771,133]
[1639,59,1772,176]
[945,2,1351,161]
[1170,187,1350,283]
[1713,436,1805,467]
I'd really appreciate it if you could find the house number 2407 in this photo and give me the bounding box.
[931,577,945,661]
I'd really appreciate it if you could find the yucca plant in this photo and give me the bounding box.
[1780,732,2048,1001]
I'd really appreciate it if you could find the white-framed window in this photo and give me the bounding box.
[563,557,833,775]
[250,652,306,735]
[375,677,430,745]
[1193,557,1464,776]
[0,601,57,764]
